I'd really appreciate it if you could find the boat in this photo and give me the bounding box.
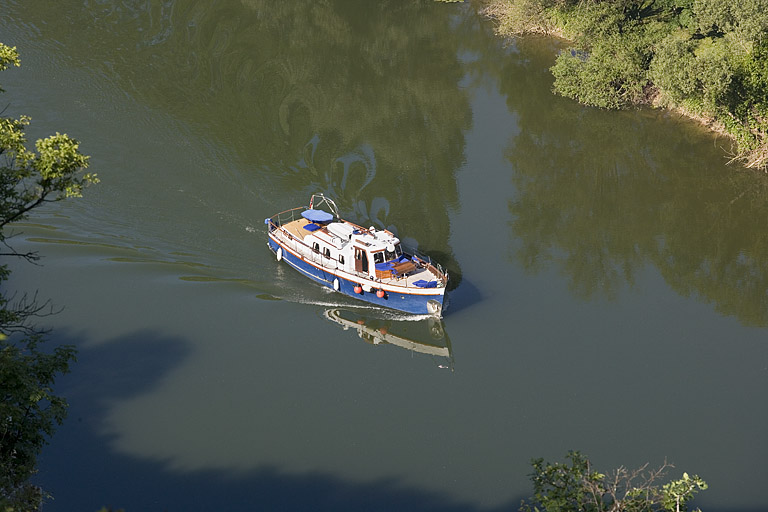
[265,194,448,316]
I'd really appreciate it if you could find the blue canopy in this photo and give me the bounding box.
[301,209,334,223]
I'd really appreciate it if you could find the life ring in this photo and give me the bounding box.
[276,247,283,262]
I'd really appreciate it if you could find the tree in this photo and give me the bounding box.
[1,42,97,332]
[1,42,96,511]
[483,0,768,169]
[0,336,76,512]
[520,451,707,512]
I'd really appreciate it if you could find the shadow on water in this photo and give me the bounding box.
[444,278,483,316]
[35,328,739,512]
[35,329,526,512]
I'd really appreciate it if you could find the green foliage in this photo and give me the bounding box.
[521,452,707,512]
[734,39,768,112]
[648,33,699,102]
[662,473,708,512]
[548,0,681,108]
[1,336,76,512]
[694,38,732,104]
[0,43,97,236]
[523,452,602,512]
[1,41,92,511]
[0,45,20,70]
[484,0,768,169]
[650,34,732,108]
[0,45,20,95]
[551,31,655,108]
[1,40,98,330]
[693,0,768,43]
[482,0,564,36]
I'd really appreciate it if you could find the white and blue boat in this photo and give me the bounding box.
[265,194,448,316]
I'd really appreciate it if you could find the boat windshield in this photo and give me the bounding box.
[385,244,403,261]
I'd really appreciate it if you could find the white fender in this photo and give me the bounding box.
[333,278,340,291]
[276,247,283,262]
[362,284,373,293]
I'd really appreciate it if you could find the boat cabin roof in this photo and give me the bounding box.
[309,221,400,253]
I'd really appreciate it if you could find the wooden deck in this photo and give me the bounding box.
[280,218,313,241]
[379,266,442,288]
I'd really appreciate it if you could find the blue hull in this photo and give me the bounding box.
[268,238,444,316]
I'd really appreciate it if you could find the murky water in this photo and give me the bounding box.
[2,1,767,510]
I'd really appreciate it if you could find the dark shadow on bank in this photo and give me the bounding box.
[34,329,522,512]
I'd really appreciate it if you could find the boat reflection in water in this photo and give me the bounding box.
[323,309,453,370]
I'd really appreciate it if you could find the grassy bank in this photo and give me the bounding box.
[481,0,768,171]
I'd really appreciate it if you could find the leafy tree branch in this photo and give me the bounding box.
[520,451,707,512]
[1,41,94,511]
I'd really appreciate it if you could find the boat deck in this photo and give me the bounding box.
[280,218,313,241]
[380,266,442,289]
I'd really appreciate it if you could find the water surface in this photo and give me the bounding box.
[2,1,767,510]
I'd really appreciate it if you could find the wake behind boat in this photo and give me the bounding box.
[265,194,448,316]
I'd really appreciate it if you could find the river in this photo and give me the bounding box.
[2,1,767,510]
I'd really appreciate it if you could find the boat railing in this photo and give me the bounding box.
[269,220,348,272]
[406,247,448,287]
[309,193,341,219]
[265,206,306,231]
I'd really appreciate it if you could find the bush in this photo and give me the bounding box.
[483,0,768,169]
[650,34,699,104]
[552,30,655,108]
[520,451,708,512]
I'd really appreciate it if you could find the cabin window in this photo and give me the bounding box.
[339,255,345,265]
[373,252,385,264]
[313,242,320,253]
[384,244,403,262]
[324,248,331,258]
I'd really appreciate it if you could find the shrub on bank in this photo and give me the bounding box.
[483,0,768,170]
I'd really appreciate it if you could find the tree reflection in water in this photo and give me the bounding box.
[497,38,768,327]
[11,0,472,278]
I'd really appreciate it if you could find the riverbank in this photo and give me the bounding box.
[480,0,768,171]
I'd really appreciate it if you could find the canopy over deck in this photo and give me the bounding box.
[301,209,334,223]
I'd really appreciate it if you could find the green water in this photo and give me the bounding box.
[2,1,767,510]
